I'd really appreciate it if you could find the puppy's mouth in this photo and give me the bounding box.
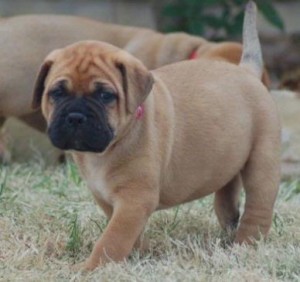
[48,111,114,153]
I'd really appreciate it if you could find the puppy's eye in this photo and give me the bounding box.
[49,88,66,101]
[99,92,117,104]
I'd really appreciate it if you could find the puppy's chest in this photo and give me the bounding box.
[85,169,112,204]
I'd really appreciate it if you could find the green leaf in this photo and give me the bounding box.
[257,0,285,31]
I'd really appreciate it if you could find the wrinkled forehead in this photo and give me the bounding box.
[47,44,121,94]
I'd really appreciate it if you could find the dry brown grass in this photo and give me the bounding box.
[0,161,300,281]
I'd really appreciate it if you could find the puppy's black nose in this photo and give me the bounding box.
[66,112,87,127]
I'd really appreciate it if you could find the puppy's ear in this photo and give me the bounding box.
[116,59,154,114]
[32,49,61,110]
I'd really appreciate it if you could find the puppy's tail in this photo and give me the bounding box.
[240,1,263,79]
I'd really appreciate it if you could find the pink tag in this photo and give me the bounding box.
[135,105,144,119]
[189,50,198,60]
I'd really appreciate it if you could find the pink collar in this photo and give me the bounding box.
[135,105,144,120]
[188,49,198,60]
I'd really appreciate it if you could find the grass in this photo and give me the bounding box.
[0,161,300,281]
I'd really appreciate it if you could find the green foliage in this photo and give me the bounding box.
[160,0,285,40]
[258,0,284,31]
[280,179,300,201]
[66,161,82,186]
[66,213,83,257]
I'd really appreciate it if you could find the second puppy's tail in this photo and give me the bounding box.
[240,1,263,78]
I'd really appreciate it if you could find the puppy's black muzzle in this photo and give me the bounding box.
[48,97,114,153]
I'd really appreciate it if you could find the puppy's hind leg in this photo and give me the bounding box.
[235,138,280,244]
[214,174,241,231]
